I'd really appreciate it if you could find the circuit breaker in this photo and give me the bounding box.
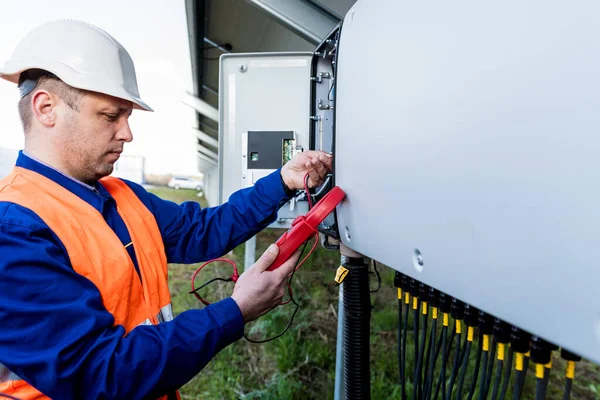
[218,52,313,229]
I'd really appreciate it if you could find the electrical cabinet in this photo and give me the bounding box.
[335,0,600,363]
[218,52,313,228]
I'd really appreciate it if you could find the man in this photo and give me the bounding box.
[0,20,332,399]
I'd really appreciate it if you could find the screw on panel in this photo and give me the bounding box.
[239,64,248,73]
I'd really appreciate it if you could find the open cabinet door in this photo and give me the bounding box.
[219,52,313,228]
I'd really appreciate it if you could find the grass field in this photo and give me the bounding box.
[148,187,600,400]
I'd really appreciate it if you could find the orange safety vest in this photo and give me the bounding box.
[0,167,178,400]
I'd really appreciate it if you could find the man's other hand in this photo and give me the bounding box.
[230,244,301,322]
[281,150,333,191]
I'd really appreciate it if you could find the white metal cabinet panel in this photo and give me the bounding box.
[219,52,313,228]
[335,0,600,362]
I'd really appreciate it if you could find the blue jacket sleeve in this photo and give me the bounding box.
[123,169,292,264]
[0,203,244,399]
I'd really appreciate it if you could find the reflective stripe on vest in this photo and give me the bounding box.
[0,364,20,383]
[0,167,174,400]
[138,303,175,326]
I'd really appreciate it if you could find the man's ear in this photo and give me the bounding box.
[31,90,57,128]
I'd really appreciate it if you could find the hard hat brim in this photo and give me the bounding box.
[0,61,153,112]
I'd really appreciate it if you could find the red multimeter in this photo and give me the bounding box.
[267,186,346,271]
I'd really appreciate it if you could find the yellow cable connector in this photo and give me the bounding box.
[397,288,402,300]
[536,363,545,379]
[566,360,576,379]
[413,296,418,310]
[334,266,349,284]
[443,313,449,327]
[422,301,428,315]
[456,319,462,334]
[432,307,438,320]
[498,343,505,361]
[515,352,524,372]
[483,334,490,351]
[405,292,410,305]
[467,326,474,342]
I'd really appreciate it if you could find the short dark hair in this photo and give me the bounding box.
[18,71,84,132]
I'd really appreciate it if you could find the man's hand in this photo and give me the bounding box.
[281,150,333,191]
[230,244,301,322]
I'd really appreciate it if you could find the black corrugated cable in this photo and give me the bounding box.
[401,274,411,400]
[479,312,495,400]
[394,271,404,386]
[510,327,531,400]
[434,293,453,400]
[530,336,552,400]
[456,305,478,400]
[424,287,439,400]
[413,283,430,400]
[560,349,581,400]
[490,319,511,400]
[446,298,465,400]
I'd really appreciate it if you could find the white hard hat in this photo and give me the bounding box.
[0,20,152,111]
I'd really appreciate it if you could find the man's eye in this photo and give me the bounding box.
[105,114,118,122]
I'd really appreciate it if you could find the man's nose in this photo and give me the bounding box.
[116,121,133,142]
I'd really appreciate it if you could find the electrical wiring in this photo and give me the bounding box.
[190,258,239,305]
[455,326,473,400]
[433,300,454,400]
[190,232,317,343]
[518,355,529,396]
[394,272,404,390]
[413,299,420,386]
[562,359,577,400]
[446,299,464,400]
[304,172,313,209]
[541,361,551,398]
[446,320,463,400]
[426,325,445,400]
[467,331,484,400]
[402,290,410,400]
[490,357,504,400]
[563,375,573,400]
[535,364,546,400]
[422,288,438,400]
[482,336,498,399]
[478,335,490,400]
[424,307,438,400]
[369,260,382,293]
[328,81,335,101]
[441,325,455,400]
[413,299,428,400]
[490,343,506,400]
[408,278,421,393]
[498,347,514,400]
[244,240,310,343]
[433,325,456,400]
[513,352,526,400]
[560,349,580,400]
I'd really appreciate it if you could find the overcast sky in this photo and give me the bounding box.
[0,0,200,176]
